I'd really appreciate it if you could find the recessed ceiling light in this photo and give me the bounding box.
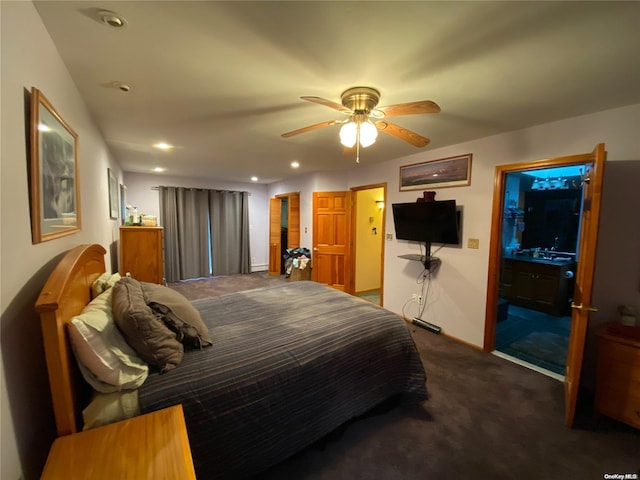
[291,161,300,168]
[251,176,258,182]
[153,142,174,151]
[152,167,165,173]
[99,10,127,28]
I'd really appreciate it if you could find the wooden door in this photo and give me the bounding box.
[564,143,606,426]
[312,191,351,290]
[287,193,300,249]
[268,193,301,275]
[268,198,281,275]
[483,143,606,428]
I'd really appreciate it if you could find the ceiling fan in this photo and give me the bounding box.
[281,86,440,162]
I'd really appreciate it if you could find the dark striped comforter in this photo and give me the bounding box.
[138,281,427,479]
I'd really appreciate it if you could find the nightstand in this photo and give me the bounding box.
[595,324,640,429]
[41,404,196,479]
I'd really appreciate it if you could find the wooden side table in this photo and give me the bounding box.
[595,324,640,429]
[41,404,196,479]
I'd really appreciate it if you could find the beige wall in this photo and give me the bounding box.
[1,3,123,478]
[355,188,384,292]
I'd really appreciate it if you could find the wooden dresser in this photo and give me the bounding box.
[42,405,196,479]
[595,324,640,429]
[119,226,164,284]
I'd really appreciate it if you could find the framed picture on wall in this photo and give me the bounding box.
[108,168,118,219]
[29,87,81,243]
[399,153,472,191]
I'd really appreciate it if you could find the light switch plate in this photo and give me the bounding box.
[386,233,393,241]
[468,238,480,249]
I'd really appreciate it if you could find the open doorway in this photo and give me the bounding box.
[351,184,386,306]
[494,166,585,379]
[484,144,606,426]
[269,192,300,275]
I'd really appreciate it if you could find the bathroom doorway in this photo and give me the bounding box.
[494,166,584,379]
[483,143,606,427]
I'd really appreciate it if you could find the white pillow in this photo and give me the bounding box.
[91,272,122,299]
[68,288,148,393]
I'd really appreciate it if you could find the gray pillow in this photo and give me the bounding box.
[141,282,213,349]
[112,277,183,373]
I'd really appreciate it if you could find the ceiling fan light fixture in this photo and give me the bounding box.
[359,120,378,148]
[339,118,378,148]
[339,121,357,148]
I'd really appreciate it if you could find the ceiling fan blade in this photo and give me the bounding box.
[376,121,430,147]
[281,119,342,138]
[376,100,440,118]
[301,96,352,114]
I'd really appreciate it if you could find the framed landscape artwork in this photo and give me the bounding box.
[399,154,472,191]
[29,87,81,243]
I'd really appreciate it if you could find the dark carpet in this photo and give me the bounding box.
[170,273,640,480]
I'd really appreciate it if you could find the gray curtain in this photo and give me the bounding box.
[209,190,251,275]
[159,187,211,282]
[159,186,251,282]
[159,186,180,282]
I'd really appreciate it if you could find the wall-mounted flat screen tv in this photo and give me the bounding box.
[392,200,460,246]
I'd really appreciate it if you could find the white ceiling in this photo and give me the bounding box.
[33,1,640,184]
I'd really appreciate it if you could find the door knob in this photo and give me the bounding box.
[571,302,598,312]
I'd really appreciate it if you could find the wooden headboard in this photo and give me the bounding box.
[35,244,107,436]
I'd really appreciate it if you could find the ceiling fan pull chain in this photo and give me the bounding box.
[356,125,361,163]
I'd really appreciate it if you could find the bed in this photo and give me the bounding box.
[36,244,427,479]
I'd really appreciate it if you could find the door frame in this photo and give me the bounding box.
[268,192,300,275]
[349,183,387,303]
[483,144,606,427]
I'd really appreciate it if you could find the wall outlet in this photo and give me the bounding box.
[412,293,423,304]
[468,238,480,249]
[386,233,393,241]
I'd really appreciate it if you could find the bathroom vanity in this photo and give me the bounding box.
[500,254,576,316]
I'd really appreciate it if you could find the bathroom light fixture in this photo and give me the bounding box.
[291,161,300,169]
[152,167,165,173]
[251,176,258,182]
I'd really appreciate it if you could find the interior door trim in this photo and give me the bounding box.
[349,183,387,302]
[483,153,602,352]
